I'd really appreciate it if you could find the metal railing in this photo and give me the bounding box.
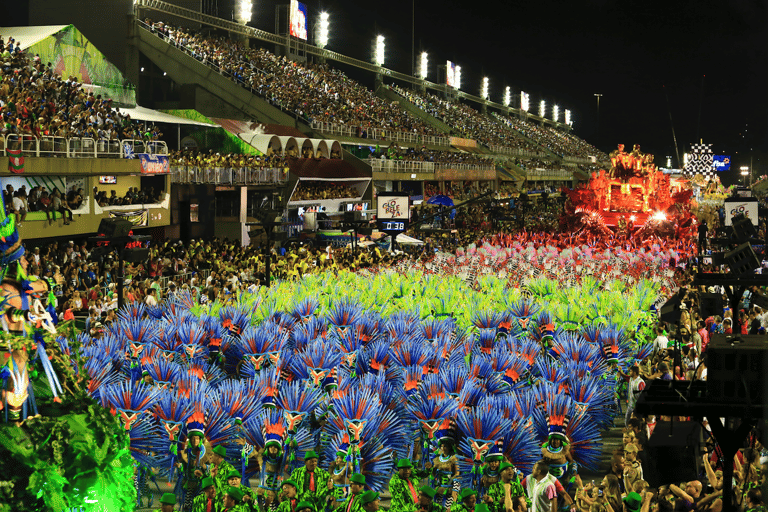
[488,145,547,158]
[368,159,495,174]
[526,168,573,179]
[170,166,287,185]
[563,155,603,164]
[311,121,451,147]
[1,134,168,158]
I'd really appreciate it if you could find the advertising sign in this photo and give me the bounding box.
[290,0,308,40]
[377,194,409,233]
[138,153,170,174]
[724,198,758,226]
[713,155,731,171]
[446,61,457,87]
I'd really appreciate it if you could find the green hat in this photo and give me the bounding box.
[305,450,319,460]
[358,491,380,506]
[282,479,298,489]
[212,445,227,457]
[297,501,315,512]
[160,493,177,505]
[396,459,414,469]
[484,454,503,462]
[623,492,643,512]
[227,486,244,503]
[226,469,242,480]
[499,462,515,473]
[350,473,366,485]
[475,505,491,512]
[200,477,215,490]
[419,486,437,499]
[459,489,478,501]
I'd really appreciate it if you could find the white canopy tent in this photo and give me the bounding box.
[117,106,218,127]
[395,233,425,245]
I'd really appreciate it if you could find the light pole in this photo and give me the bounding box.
[594,93,603,140]
[740,166,749,187]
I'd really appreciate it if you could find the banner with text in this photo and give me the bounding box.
[138,153,170,174]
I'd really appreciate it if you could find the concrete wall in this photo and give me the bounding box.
[5,157,144,176]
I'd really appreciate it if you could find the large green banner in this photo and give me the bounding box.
[28,25,136,105]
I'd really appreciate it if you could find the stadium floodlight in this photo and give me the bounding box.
[504,86,511,107]
[317,12,329,48]
[565,109,572,126]
[419,52,428,79]
[235,0,252,24]
[539,100,546,118]
[374,35,385,66]
[552,104,560,122]
[455,66,462,90]
[481,77,489,100]
[520,91,529,112]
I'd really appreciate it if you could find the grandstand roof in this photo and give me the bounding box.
[119,105,218,127]
[0,25,69,51]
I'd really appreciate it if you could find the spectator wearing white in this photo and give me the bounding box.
[12,191,27,226]
[145,288,158,306]
[652,326,669,354]
[523,461,558,512]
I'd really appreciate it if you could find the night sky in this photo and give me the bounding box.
[247,0,768,177]
[3,0,766,180]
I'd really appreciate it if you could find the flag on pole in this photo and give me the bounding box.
[7,148,24,174]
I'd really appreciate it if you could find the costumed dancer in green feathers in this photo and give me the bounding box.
[211,445,238,497]
[430,439,460,510]
[417,486,445,512]
[223,486,252,512]
[180,414,210,511]
[390,459,428,512]
[329,446,354,508]
[541,394,578,501]
[337,473,366,512]
[358,491,382,512]
[483,463,526,512]
[191,478,219,512]
[224,470,257,508]
[256,417,289,511]
[155,492,179,512]
[451,489,477,512]
[277,480,301,512]
[289,450,332,509]
[479,454,503,496]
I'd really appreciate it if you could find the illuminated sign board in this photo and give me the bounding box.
[713,155,731,171]
[290,0,308,40]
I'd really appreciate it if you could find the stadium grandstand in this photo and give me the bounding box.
[0,0,609,248]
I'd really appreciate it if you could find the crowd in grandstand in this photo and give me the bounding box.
[291,181,360,201]
[145,20,438,137]
[3,183,76,225]
[368,143,495,167]
[0,37,163,145]
[491,113,607,161]
[94,185,164,206]
[170,149,291,169]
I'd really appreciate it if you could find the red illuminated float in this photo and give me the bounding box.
[562,144,696,240]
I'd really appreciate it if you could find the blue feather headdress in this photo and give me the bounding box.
[277,379,325,433]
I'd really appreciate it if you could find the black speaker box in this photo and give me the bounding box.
[644,421,702,487]
[706,334,768,404]
[97,218,133,238]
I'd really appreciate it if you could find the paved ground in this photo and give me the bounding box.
[136,416,626,511]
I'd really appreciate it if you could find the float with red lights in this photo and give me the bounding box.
[562,144,696,239]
